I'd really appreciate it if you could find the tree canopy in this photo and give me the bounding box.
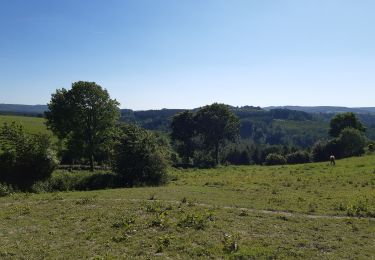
[329,112,365,137]
[171,111,196,164]
[45,81,120,170]
[112,124,170,186]
[171,103,240,166]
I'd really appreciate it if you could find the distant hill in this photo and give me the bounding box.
[0,104,48,115]
[264,106,375,114]
[1,103,375,147]
[2,103,375,115]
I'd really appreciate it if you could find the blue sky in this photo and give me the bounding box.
[0,0,374,109]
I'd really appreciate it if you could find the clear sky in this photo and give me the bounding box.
[0,0,374,110]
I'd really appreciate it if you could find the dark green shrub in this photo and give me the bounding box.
[0,123,58,189]
[31,170,119,192]
[337,128,366,157]
[265,153,286,165]
[312,140,340,162]
[0,183,14,197]
[312,128,366,162]
[225,149,251,165]
[368,142,375,152]
[112,124,170,186]
[192,150,217,168]
[286,151,311,164]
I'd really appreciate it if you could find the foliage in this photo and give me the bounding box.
[112,124,170,186]
[0,122,57,189]
[31,170,119,192]
[171,103,240,167]
[312,128,366,162]
[286,151,311,164]
[192,150,217,168]
[46,81,120,170]
[0,183,14,197]
[225,148,252,165]
[171,111,196,163]
[329,112,366,137]
[337,128,366,157]
[265,153,286,165]
[311,140,330,162]
[368,142,375,152]
[194,103,240,165]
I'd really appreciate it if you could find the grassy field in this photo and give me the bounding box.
[0,115,51,135]
[1,155,375,259]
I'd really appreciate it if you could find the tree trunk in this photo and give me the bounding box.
[90,154,94,172]
[215,142,220,166]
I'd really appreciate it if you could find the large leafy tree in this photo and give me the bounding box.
[337,128,366,157]
[45,81,120,171]
[329,112,365,137]
[194,103,240,165]
[113,124,170,186]
[171,111,196,164]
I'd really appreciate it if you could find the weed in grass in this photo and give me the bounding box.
[222,233,239,254]
[177,212,212,230]
[149,212,169,229]
[333,201,346,211]
[50,193,64,200]
[239,210,248,217]
[346,198,374,217]
[144,201,172,214]
[111,216,135,229]
[0,183,14,197]
[75,197,97,205]
[308,202,318,213]
[111,233,130,243]
[277,215,288,221]
[156,234,173,253]
[19,205,31,215]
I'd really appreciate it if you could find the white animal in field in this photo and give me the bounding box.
[330,155,336,165]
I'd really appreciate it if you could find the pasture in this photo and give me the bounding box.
[0,115,51,135]
[1,155,375,259]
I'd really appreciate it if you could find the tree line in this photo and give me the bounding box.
[0,81,372,191]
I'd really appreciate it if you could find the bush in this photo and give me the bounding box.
[337,128,366,157]
[369,143,375,152]
[112,124,170,186]
[312,128,366,162]
[286,151,311,164]
[0,183,14,197]
[192,150,217,168]
[31,170,119,192]
[0,123,58,189]
[265,153,286,165]
[225,149,251,165]
[312,140,339,162]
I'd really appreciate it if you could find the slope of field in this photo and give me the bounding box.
[0,115,51,135]
[1,155,375,258]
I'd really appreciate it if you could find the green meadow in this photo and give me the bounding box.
[1,155,374,259]
[0,115,51,135]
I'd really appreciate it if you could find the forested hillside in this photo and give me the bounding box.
[1,104,375,148]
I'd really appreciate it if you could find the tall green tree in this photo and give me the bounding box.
[112,124,170,186]
[194,103,240,165]
[45,81,120,171]
[337,128,366,157]
[171,111,196,164]
[329,112,365,137]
